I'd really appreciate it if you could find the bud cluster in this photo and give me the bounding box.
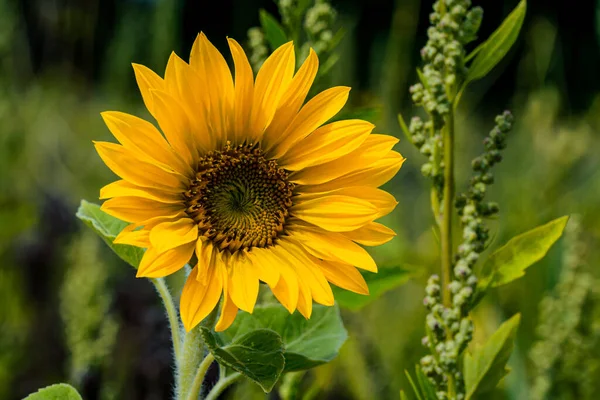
[247,27,269,72]
[303,0,337,55]
[420,111,513,399]
[408,0,483,198]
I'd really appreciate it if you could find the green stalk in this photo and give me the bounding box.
[204,373,242,400]
[151,278,182,362]
[185,353,215,400]
[442,109,456,398]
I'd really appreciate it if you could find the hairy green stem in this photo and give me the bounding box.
[185,353,215,400]
[205,373,242,400]
[151,278,182,362]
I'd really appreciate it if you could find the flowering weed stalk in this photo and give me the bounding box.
[401,1,568,399]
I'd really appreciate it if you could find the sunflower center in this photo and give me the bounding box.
[184,142,294,253]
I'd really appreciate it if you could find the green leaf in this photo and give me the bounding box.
[415,366,438,400]
[201,327,285,392]
[76,200,144,268]
[333,266,419,311]
[464,314,521,399]
[404,366,437,400]
[397,113,412,143]
[23,383,82,400]
[481,215,568,288]
[465,0,526,84]
[216,303,347,372]
[259,9,288,51]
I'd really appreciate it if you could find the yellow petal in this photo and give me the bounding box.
[226,252,259,313]
[280,119,373,171]
[163,52,212,152]
[180,262,224,331]
[262,48,318,150]
[267,86,350,160]
[247,247,280,287]
[304,151,405,192]
[227,38,255,144]
[100,180,182,203]
[268,246,300,313]
[101,111,192,177]
[101,196,182,223]
[291,195,378,232]
[296,279,313,319]
[114,226,150,247]
[317,260,369,295]
[150,90,198,166]
[132,63,165,117]
[94,142,186,192]
[215,290,239,332]
[149,218,198,253]
[248,42,295,139]
[296,186,398,219]
[289,225,378,272]
[341,222,397,246]
[136,242,194,278]
[280,240,334,306]
[290,134,399,186]
[190,33,234,144]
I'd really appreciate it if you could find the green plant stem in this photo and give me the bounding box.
[442,111,456,398]
[151,278,182,362]
[441,112,455,308]
[185,353,215,400]
[205,373,242,400]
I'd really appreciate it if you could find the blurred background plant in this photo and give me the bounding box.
[1,0,600,399]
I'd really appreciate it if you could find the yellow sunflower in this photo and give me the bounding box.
[95,33,404,332]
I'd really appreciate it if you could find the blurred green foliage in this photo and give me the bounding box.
[1,0,600,399]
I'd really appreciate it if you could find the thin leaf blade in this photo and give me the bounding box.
[464,314,521,399]
[465,0,527,83]
[259,9,288,50]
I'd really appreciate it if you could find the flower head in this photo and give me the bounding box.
[96,33,404,331]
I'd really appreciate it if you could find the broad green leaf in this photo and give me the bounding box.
[201,327,285,392]
[481,215,568,288]
[76,200,144,268]
[465,0,526,83]
[464,314,521,399]
[259,10,288,50]
[216,303,347,372]
[23,383,82,400]
[333,266,419,311]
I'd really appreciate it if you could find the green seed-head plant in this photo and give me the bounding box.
[399,1,569,399]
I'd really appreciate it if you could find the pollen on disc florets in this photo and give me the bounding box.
[183,142,295,253]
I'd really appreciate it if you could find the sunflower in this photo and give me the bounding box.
[95,33,404,332]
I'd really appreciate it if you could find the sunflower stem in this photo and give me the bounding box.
[151,278,182,363]
[185,353,215,400]
[204,372,242,400]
